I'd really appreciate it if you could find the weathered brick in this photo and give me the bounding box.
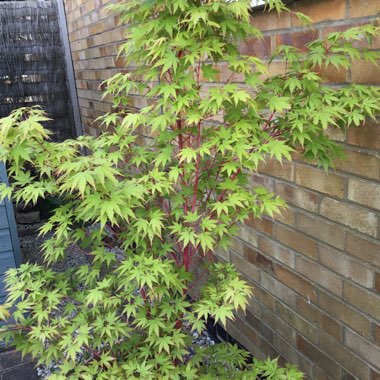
[230,236,245,256]
[296,212,346,250]
[275,264,317,302]
[257,235,296,268]
[260,271,297,308]
[272,334,314,378]
[275,182,320,212]
[348,178,380,212]
[276,302,318,343]
[250,173,275,192]
[245,215,274,236]
[376,273,380,294]
[345,232,380,268]
[296,256,343,296]
[324,124,346,142]
[343,282,380,320]
[274,206,296,227]
[244,245,275,275]
[316,64,348,84]
[319,244,374,289]
[275,224,318,259]
[319,332,369,380]
[251,11,291,31]
[258,158,294,181]
[296,335,341,378]
[291,0,346,24]
[294,164,345,198]
[352,60,380,85]
[225,317,267,360]
[345,329,380,369]
[320,197,378,237]
[374,323,380,346]
[349,0,380,17]
[297,297,342,341]
[261,61,287,79]
[322,22,380,50]
[237,223,258,247]
[230,250,261,282]
[335,150,380,180]
[275,30,319,52]
[238,36,271,58]
[251,282,276,311]
[320,291,372,337]
[372,369,380,380]
[260,306,297,344]
[245,310,274,343]
[346,118,380,150]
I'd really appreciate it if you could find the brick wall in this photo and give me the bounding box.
[63,0,380,379]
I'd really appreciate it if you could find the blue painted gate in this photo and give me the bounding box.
[0,163,21,303]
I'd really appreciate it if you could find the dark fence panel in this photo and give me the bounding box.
[0,0,75,141]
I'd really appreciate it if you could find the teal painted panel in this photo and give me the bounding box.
[0,164,21,303]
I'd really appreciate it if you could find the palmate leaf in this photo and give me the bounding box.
[1,0,378,379]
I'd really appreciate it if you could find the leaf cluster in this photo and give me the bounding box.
[0,0,379,378]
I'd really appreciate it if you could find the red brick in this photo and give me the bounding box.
[275,224,318,259]
[294,164,345,198]
[275,182,320,212]
[275,30,319,52]
[238,36,271,58]
[347,119,380,150]
[296,335,340,378]
[349,0,380,17]
[320,197,378,237]
[348,178,380,212]
[346,232,380,268]
[275,265,317,302]
[296,212,346,250]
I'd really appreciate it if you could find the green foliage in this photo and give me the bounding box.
[0,0,379,378]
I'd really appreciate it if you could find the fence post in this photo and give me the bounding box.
[56,0,83,137]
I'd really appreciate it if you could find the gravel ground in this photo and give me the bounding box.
[18,220,88,271]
